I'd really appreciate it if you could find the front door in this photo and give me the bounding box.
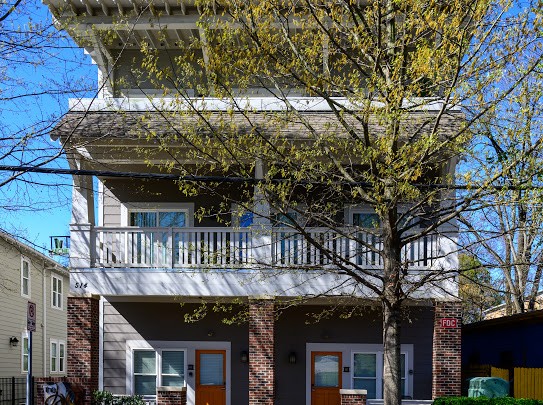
[311,351,342,405]
[196,350,226,405]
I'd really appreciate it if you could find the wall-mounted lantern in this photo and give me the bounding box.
[240,351,248,363]
[9,337,19,347]
[288,352,297,364]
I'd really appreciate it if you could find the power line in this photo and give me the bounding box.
[0,164,540,190]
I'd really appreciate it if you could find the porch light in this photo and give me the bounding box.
[9,336,19,347]
[288,352,297,364]
[240,351,248,363]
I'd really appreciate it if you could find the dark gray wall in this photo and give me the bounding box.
[275,305,434,403]
[103,302,435,403]
[103,301,249,405]
[102,178,250,227]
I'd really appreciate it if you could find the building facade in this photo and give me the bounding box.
[41,0,463,404]
[0,232,68,378]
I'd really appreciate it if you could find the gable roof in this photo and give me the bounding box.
[0,231,68,276]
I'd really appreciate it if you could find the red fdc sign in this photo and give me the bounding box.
[440,318,458,328]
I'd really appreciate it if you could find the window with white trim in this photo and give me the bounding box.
[21,257,30,298]
[132,349,186,395]
[129,210,188,228]
[50,340,66,373]
[122,202,194,228]
[352,352,409,399]
[51,275,63,309]
[21,333,29,373]
[160,350,185,387]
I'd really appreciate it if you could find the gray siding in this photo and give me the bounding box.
[102,181,121,227]
[103,301,434,404]
[100,178,246,227]
[0,237,68,378]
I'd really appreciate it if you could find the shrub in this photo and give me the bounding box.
[435,398,543,405]
[93,391,145,405]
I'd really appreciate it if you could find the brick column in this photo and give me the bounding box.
[67,295,100,405]
[432,300,462,398]
[340,389,367,405]
[249,298,275,405]
[157,387,187,405]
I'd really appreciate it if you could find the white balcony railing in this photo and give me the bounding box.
[91,227,444,269]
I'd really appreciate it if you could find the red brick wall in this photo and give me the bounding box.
[340,391,367,405]
[249,299,275,405]
[67,296,100,405]
[157,388,187,405]
[36,378,86,405]
[36,377,66,405]
[432,300,462,398]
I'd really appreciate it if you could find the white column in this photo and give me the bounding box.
[69,155,96,269]
[251,159,272,265]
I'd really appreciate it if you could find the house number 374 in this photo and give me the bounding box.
[74,282,88,288]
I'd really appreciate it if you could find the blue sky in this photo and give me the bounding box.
[0,0,96,256]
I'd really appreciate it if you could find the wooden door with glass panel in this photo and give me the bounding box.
[196,350,226,405]
[311,351,342,405]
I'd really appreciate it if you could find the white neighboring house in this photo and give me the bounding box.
[0,232,69,378]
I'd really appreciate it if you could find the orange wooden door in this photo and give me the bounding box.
[196,350,226,405]
[311,351,342,405]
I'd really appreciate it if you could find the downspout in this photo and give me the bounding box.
[42,262,47,376]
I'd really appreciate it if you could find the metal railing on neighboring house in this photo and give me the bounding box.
[0,377,35,405]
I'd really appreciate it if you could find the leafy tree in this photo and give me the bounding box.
[458,254,502,323]
[460,79,543,316]
[52,0,543,403]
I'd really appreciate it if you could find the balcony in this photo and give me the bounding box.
[91,227,446,270]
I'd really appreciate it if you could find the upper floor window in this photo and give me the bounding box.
[21,257,30,298]
[51,274,63,310]
[50,339,66,373]
[130,211,187,228]
[21,333,29,373]
[353,213,380,228]
[122,202,195,228]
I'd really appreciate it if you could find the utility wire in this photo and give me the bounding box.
[0,164,538,190]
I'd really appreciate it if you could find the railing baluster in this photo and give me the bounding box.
[90,226,440,271]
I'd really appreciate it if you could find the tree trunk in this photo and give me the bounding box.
[381,204,403,405]
[383,300,402,405]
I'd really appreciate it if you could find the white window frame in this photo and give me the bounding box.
[21,332,29,374]
[351,352,381,398]
[126,340,232,405]
[50,339,66,374]
[351,350,411,399]
[121,202,194,227]
[305,343,413,403]
[132,349,158,396]
[346,205,424,230]
[131,348,187,395]
[158,349,186,388]
[51,274,63,310]
[345,207,380,228]
[21,257,30,298]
